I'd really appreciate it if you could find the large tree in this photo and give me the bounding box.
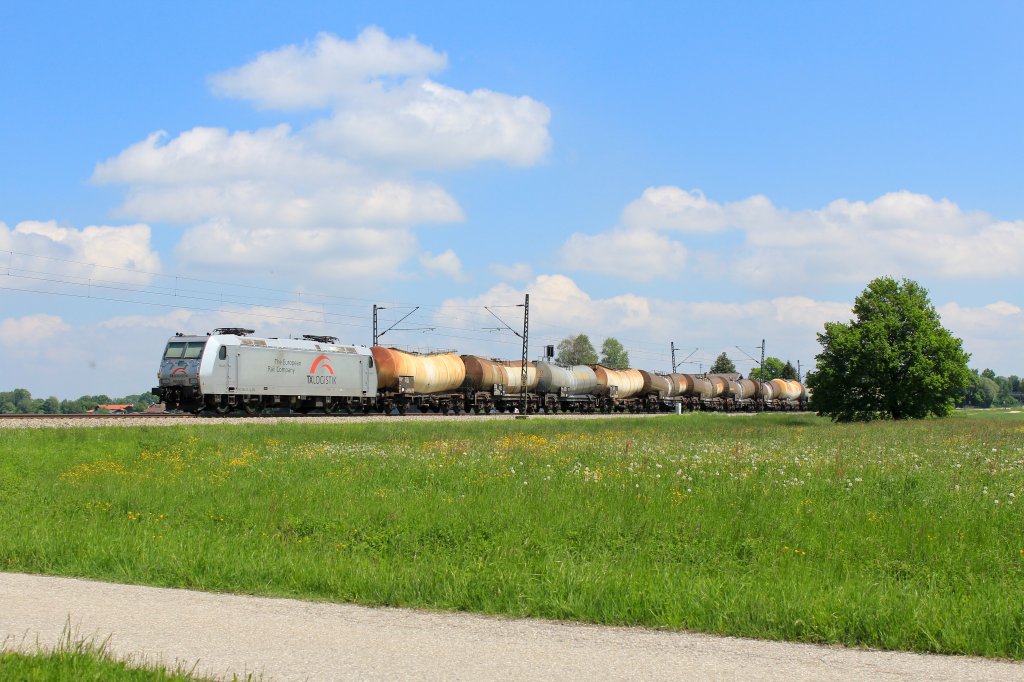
[806,277,971,421]
[709,352,737,374]
[555,334,599,366]
[599,337,630,369]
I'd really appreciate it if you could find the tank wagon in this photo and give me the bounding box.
[153,329,809,415]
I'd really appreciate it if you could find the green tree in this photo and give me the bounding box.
[60,399,85,414]
[12,388,34,414]
[807,277,971,421]
[599,337,630,369]
[555,334,599,366]
[749,357,784,380]
[977,376,1000,407]
[709,352,736,374]
[780,361,798,380]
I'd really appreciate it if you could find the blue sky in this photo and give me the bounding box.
[2,1,1022,397]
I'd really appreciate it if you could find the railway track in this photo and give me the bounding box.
[0,412,195,420]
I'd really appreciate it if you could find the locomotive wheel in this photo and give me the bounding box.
[242,400,260,416]
[214,402,231,415]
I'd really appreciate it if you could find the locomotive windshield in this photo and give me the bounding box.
[164,341,205,359]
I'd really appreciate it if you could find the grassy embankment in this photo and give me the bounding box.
[1,412,1022,657]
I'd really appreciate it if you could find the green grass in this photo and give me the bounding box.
[0,631,215,681]
[1,412,1023,658]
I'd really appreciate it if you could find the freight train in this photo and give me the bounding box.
[153,328,809,415]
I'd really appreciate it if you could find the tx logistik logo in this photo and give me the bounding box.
[308,355,337,385]
[170,367,187,376]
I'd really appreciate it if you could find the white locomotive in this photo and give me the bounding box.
[153,328,376,414]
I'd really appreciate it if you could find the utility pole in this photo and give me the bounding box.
[372,304,379,346]
[797,360,802,382]
[521,293,529,413]
[671,342,677,373]
[373,305,421,346]
[760,339,766,377]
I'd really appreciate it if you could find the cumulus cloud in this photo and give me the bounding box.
[0,220,159,285]
[490,262,534,282]
[419,249,466,281]
[175,219,417,282]
[0,314,71,346]
[938,301,1024,372]
[209,29,551,168]
[93,28,550,284]
[307,80,551,168]
[563,187,1024,285]
[209,28,448,109]
[93,126,358,186]
[561,228,688,281]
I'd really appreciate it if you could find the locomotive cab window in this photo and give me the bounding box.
[182,343,204,359]
[219,346,227,360]
[165,341,205,359]
[164,342,187,358]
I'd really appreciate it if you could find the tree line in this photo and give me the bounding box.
[0,389,159,414]
[555,334,631,369]
[960,369,1021,408]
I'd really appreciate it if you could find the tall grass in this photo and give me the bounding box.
[0,627,218,680]
[1,413,1022,657]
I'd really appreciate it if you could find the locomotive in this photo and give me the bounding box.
[153,328,809,415]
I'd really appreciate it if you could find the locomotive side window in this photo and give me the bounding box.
[219,346,227,360]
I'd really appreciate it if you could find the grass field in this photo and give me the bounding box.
[1,412,1022,658]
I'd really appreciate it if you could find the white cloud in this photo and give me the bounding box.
[174,219,417,282]
[0,220,159,285]
[938,301,1024,373]
[307,80,551,168]
[419,249,466,281]
[210,29,551,168]
[93,126,462,228]
[561,228,688,281]
[563,188,1024,285]
[621,187,768,233]
[209,28,448,109]
[0,314,71,346]
[92,125,354,186]
[490,262,534,282]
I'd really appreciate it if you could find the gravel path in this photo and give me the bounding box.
[2,573,1021,681]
